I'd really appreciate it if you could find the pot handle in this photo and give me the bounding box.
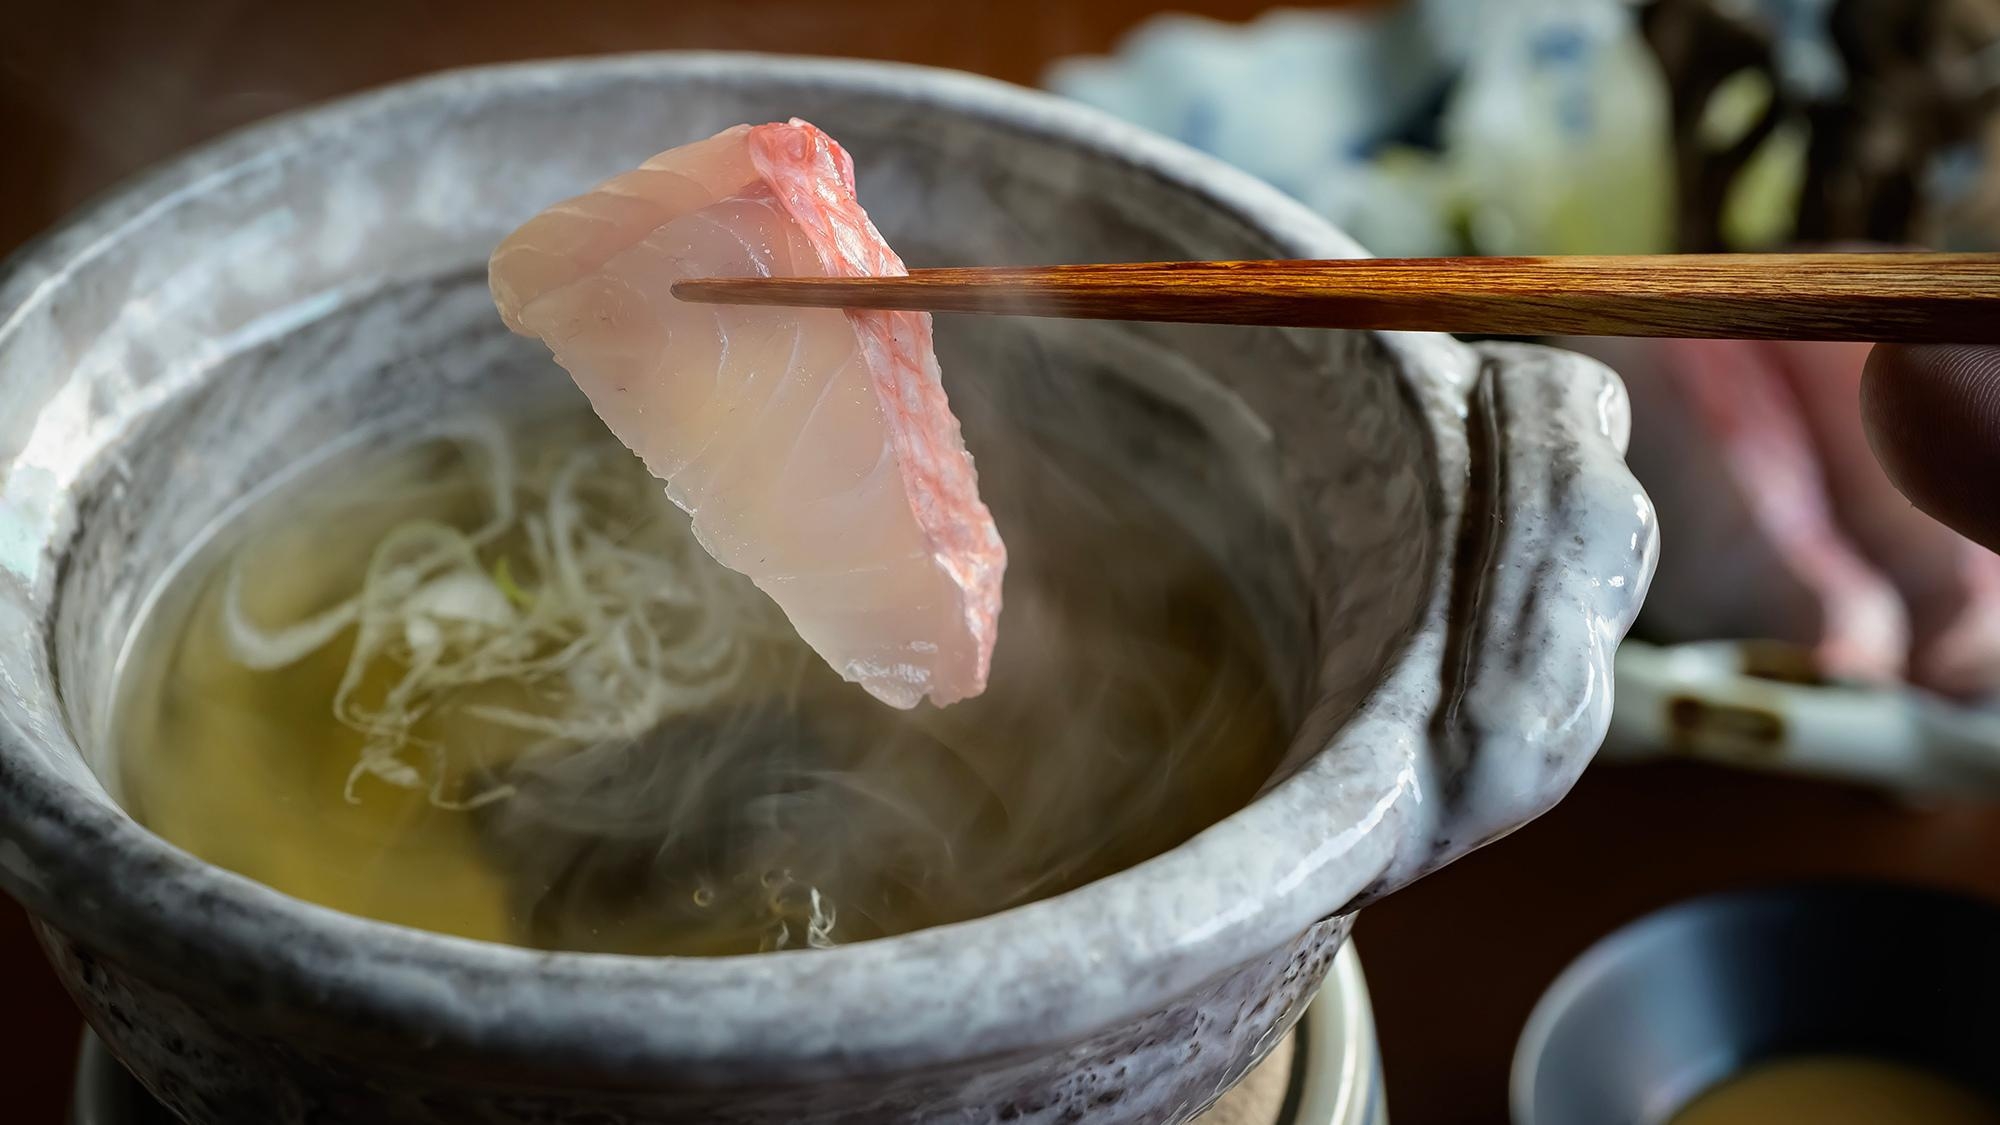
[1367,340,1659,900]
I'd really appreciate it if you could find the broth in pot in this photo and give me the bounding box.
[114,405,1288,956]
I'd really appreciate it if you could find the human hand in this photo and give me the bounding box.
[1862,346,2000,555]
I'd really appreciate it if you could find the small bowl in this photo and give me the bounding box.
[1511,882,2000,1125]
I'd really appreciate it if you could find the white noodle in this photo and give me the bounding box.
[221,426,789,821]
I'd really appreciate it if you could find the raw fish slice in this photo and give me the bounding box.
[1765,341,2000,698]
[1564,336,1908,682]
[490,120,1005,709]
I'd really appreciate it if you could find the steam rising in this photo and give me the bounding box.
[119,398,1286,957]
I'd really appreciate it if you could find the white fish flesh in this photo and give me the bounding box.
[489,119,1005,708]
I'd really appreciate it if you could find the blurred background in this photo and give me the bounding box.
[5,1,2000,1122]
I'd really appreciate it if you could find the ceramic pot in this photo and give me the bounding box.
[0,54,1654,1124]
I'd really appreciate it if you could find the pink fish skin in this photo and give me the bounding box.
[489,120,1005,709]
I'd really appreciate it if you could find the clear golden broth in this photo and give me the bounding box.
[114,408,1288,956]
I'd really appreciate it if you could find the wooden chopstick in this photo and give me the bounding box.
[670,253,2000,343]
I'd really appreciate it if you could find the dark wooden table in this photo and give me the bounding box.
[7,3,2000,1123]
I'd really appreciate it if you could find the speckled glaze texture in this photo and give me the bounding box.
[0,55,1655,1124]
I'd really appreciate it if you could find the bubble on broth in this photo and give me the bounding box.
[112,403,1289,956]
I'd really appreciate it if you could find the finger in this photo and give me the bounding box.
[1860,344,2000,553]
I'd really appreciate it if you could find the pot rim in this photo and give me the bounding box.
[0,51,1601,1085]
